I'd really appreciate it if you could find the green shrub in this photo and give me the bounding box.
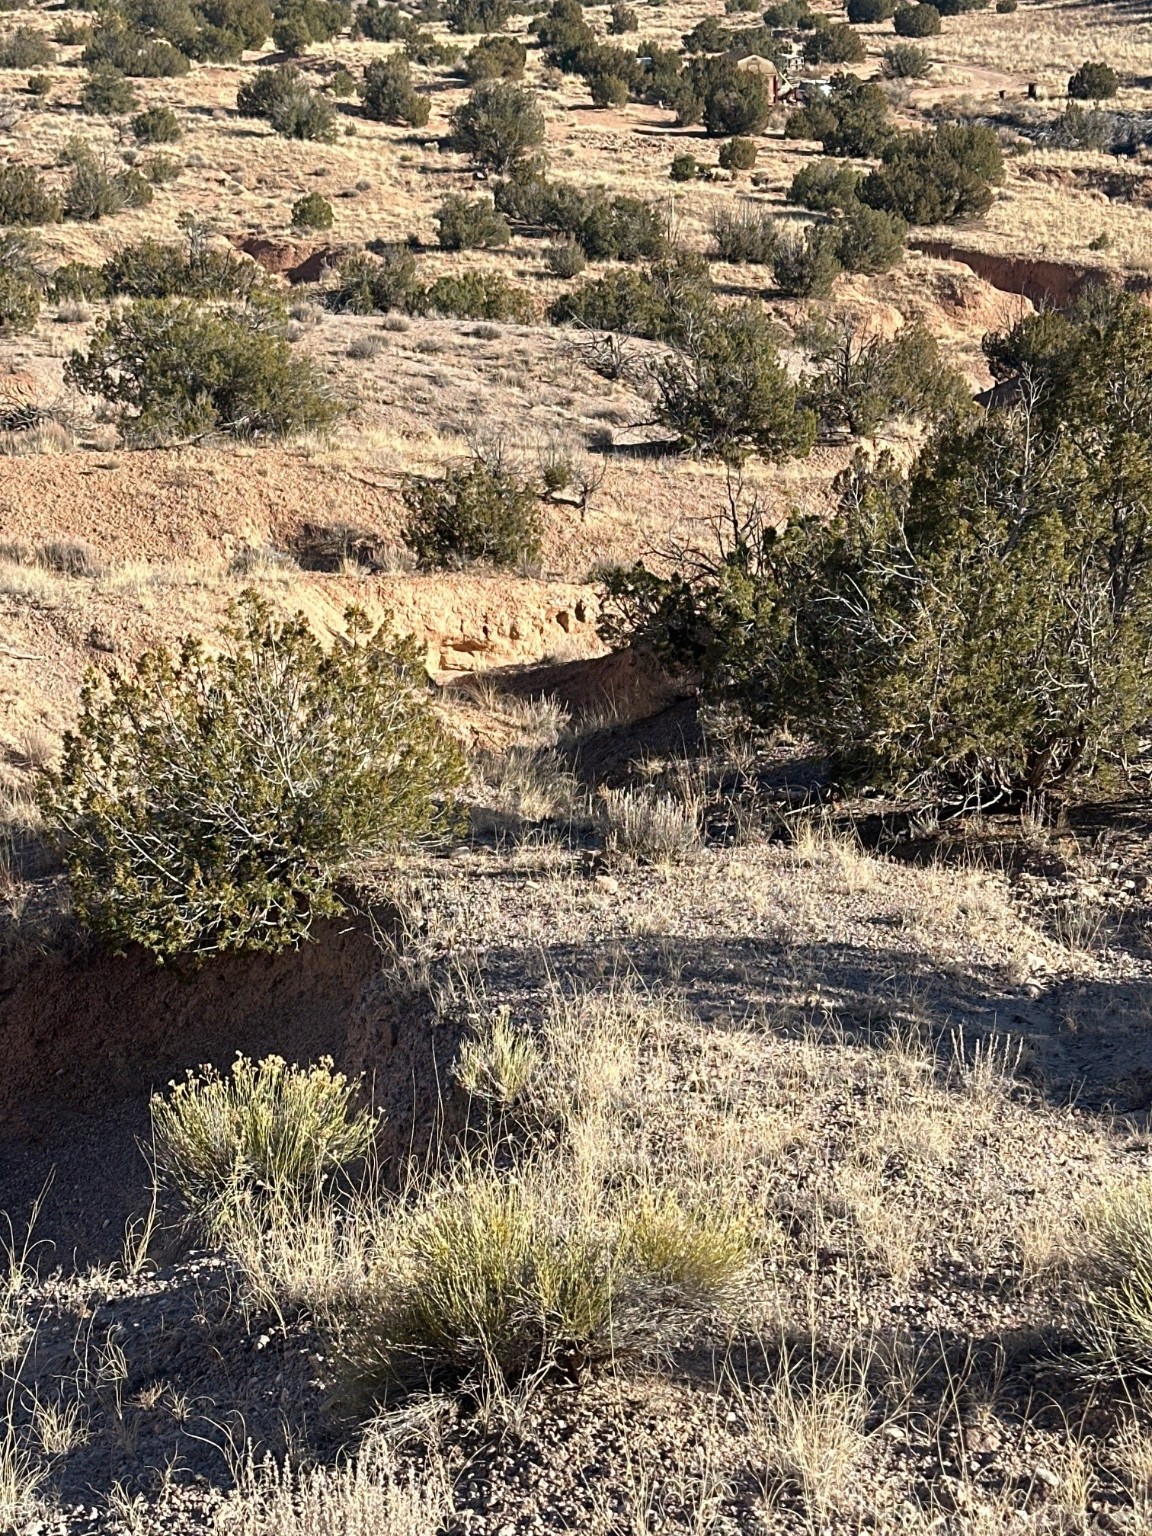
[893,2,940,33]
[133,103,181,141]
[450,81,545,170]
[153,1055,377,1229]
[140,153,181,183]
[576,193,663,260]
[327,65,357,96]
[859,122,1003,223]
[64,157,153,219]
[341,1168,749,1394]
[434,192,509,249]
[80,67,138,114]
[803,20,865,62]
[670,152,700,181]
[702,64,772,136]
[606,288,1152,803]
[718,134,757,171]
[292,190,334,229]
[102,237,259,299]
[772,223,840,296]
[445,0,510,30]
[609,1,637,30]
[402,454,543,569]
[835,200,906,273]
[1068,60,1118,101]
[50,261,108,302]
[995,0,1016,11]
[238,64,337,138]
[712,204,778,263]
[0,164,60,225]
[355,0,409,39]
[784,74,891,156]
[26,73,51,97]
[1076,1178,1152,1376]
[83,28,190,77]
[803,318,968,436]
[41,594,465,958]
[789,158,861,211]
[0,26,54,68]
[327,247,417,313]
[273,13,312,50]
[652,302,815,463]
[545,238,586,276]
[0,235,41,337]
[66,297,338,445]
[200,0,273,49]
[408,270,534,321]
[588,70,628,107]
[762,0,815,22]
[360,55,430,126]
[549,251,713,343]
[846,0,895,21]
[464,33,526,81]
[881,40,930,76]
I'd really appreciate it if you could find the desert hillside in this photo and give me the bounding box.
[5,0,1152,1528]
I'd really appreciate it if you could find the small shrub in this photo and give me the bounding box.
[703,65,772,136]
[881,41,930,76]
[835,201,906,273]
[292,190,334,229]
[784,74,891,157]
[409,270,534,321]
[653,302,816,463]
[152,1055,377,1229]
[803,20,866,62]
[1077,1178,1152,1375]
[434,192,509,250]
[0,26,54,68]
[772,223,841,296]
[0,238,40,337]
[0,164,60,226]
[141,153,181,184]
[1068,60,1119,101]
[859,122,1003,224]
[340,1167,749,1394]
[464,33,526,82]
[327,65,357,96]
[327,247,417,313]
[42,595,464,959]
[26,74,51,97]
[133,104,181,142]
[456,1007,543,1107]
[549,251,713,343]
[804,318,968,436]
[995,0,1016,12]
[600,786,702,864]
[846,0,895,20]
[546,238,586,276]
[718,135,757,171]
[789,159,861,211]
[80,67,138,114]
[445,0,510,31]
[66,298,339,444]
[63,159,140,220]
[670,152,699,181]
[450,81,546,171]
[609,1,637,30]
[50,260,107,302]
[101,238,257,299]
[893,2,940,34]
[273,14,312,51]
[712,204,778,263]
[402,454,543,569]
[360,55,430,126]
[238,64,337,139]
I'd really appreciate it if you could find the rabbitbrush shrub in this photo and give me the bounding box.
[40,594,466,958]
[152,1054,377,1229]
[601,288,1152,806]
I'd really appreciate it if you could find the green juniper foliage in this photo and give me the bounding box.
[40,595,466,959]
[66,297,337,443]
[402,454,544,568]
[602,288,1152,805]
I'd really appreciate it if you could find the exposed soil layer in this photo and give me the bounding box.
[0,911,455,1269]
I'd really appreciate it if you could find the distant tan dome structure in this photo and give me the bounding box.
[725,50,787,101]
